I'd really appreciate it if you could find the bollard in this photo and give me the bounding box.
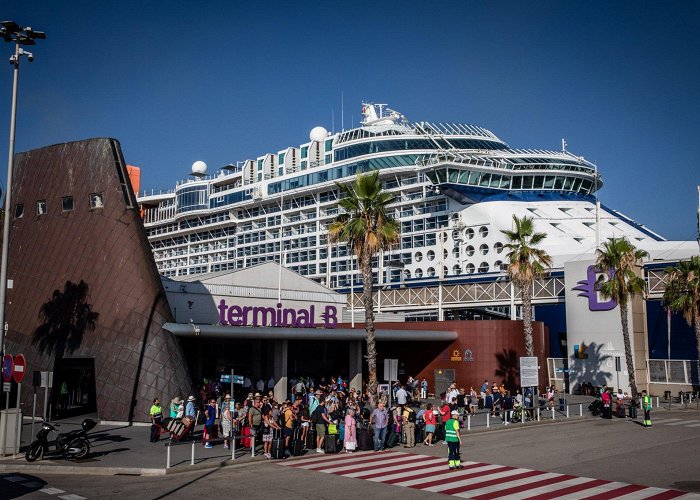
[191,439,195,466]
[537,407,540,421]
[655,396,659,408]
[566,405,570,418]
[521,408,525,424]
[579,404,583,417]
[486,413,490,428]
[467,415,471,431]
[166,442,171,469]
[231,433,236,461]
[504,411,508,426]
[551,407,555,420]
[251,429,256,458]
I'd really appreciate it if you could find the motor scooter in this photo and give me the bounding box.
[25,418,96,462]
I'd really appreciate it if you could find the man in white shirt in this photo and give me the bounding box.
[395,384,408,406]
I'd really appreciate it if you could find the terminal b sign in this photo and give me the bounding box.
[217,300,338,329]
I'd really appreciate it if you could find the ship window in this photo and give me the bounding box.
[465,228,474,239]
[279,152,286,164]
[301,146,308,159]
[404,269,411,280]
[62,196,74,212]
[494,242,504,254]
[533,176,545,189]
[512,176,522,189]
[14,204,23,219]
[479,226,489,237]
[522,176,534,189]
[480,244,489,255]
[37,200,47,216]
[478,262,489,273]
[427,267,436,277]
[563,177,574,190]
[495,260,504,270]
[553,176,565,190]
[414,251,423,262]
[415,268,423,279]
[452,247,460,258]
[89,193,104,209]
[465,263,475,274]
[465,245,475,257]
[427,250,435,261]
[544,176,555,189]
[443,249,448,260]
[452,265,461,275]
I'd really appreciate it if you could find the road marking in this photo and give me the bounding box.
[686,423,700,428]
[58,495,87,500]
[279,450,700,499]
[4,475,27,482]
[22,481,46,488]
[665,420,700,426]
[650,419,682,425]
[40,487,66,495]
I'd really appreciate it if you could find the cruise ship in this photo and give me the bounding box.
[137,103,696,303]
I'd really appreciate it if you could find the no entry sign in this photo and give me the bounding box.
[13,354,26,383]
[1,354,12,382]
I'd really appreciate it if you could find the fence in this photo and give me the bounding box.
[648,359,699,385]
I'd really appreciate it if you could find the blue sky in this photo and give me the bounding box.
[2,1,699,241]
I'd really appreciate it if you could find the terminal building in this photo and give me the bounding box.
[1,138,697,422]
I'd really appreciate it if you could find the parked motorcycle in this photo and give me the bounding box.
[25,418,96,462]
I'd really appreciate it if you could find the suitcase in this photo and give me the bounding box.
[603,406,612,419]
[305,427,316,449]
[241,426,253,448]
[629,404,637,419]
[358,428,373,451]
[271,431,285,459]
[386,432,400,449]
[291,428,304,456]
[324,435,340,453]
[616,404,626,418]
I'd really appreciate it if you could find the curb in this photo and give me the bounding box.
[0,463,166,476]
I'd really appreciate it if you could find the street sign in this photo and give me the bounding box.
[12,354,26,384]
[519,356,539,388]
[232,375,244,385]
[1,355,12,383]
[2,382,10,392]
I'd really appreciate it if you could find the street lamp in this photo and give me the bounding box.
[0,21,46,358]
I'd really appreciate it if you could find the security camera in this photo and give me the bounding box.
[27,53,33,62]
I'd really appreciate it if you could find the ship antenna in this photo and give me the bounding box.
[562,138,567,152]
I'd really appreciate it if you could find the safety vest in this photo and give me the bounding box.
[643,395,652,410]
[445,418,459,442]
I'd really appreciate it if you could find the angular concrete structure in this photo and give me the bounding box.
[4,138,191,421]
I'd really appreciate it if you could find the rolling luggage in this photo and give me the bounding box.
[324,435,340,453]
[271,430,285,459]
[358,428,373,451]
[305,426,316,449]
[616,403,626,418]
[386,431,400,449]
[291,428,304,456]
[241,426,253,448]
[603,405,612,419]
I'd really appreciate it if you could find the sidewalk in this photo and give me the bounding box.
[1,393,683,477]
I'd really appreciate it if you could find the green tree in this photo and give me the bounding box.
[663,255,700,379]
[595,237,648,397]
[501,215,552,356]
[329,171,400,401]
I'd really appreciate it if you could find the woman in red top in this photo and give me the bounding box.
[423,403,436,446]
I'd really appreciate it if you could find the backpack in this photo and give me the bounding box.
[311,406,321,424]
[405,407,416,423]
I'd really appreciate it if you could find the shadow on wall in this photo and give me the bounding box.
[494,349,520,392]
[32,280,99,360]
[574,342,613,390]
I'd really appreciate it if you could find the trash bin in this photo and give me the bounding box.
[664,390,671,400]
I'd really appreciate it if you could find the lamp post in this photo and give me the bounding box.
[0,21,46,358]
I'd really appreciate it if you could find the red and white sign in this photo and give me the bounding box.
[12,353,26,383]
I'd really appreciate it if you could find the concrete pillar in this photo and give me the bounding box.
[349,340,363,392]
[273,339,288,403]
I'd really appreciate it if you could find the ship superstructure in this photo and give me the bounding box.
[137,103,695,299]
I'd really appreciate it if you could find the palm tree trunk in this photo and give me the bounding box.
[521,281,534,357]
[694,313,700,385]
[619,301,638,398]
[360,252,378,404]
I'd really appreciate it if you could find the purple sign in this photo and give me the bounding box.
[218,301,337,329]
[573,265,617,311]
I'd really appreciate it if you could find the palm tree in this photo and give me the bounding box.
[663,255,700,379]
[595,237,648,398]
[501,215,552,357]
[328,171,400,401]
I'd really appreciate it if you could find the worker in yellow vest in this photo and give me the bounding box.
[642,390,652,427]
[445,410,463,470]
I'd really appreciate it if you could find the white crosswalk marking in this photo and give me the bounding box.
[39,487,66,495]
[279,450,700,499]
[5,475,27,482]
[665,420,700,426]
[650,418,682,424]
[686,423,700,427]
[58,494,87,500]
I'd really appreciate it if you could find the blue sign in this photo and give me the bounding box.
[2,355,13,382]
